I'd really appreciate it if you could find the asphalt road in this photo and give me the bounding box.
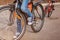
[0,5,60,40]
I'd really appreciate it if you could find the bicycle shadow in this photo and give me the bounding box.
[26,25,34,33]
[47,17,59,20]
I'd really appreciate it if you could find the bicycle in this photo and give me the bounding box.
[44,0,55,17]
[0,0,45,40]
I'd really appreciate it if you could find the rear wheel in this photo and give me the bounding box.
[31,4,45,32]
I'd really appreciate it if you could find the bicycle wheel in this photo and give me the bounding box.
[0,5,26,40]
[31,4,45,32]
[14,9,26,40]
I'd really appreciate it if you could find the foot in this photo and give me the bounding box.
[13,32,20,39]
[27,17,34,25]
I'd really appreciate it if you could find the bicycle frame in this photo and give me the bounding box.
[12,0,33,20]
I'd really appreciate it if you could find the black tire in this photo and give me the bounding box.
[31,4,45,32]
[0,5,10,10]
[15,9,26,40]
[48,11,52,17]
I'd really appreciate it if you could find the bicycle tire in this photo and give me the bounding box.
[0,5,10,11]
[14,9,26,40]
[31,4,45,32]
